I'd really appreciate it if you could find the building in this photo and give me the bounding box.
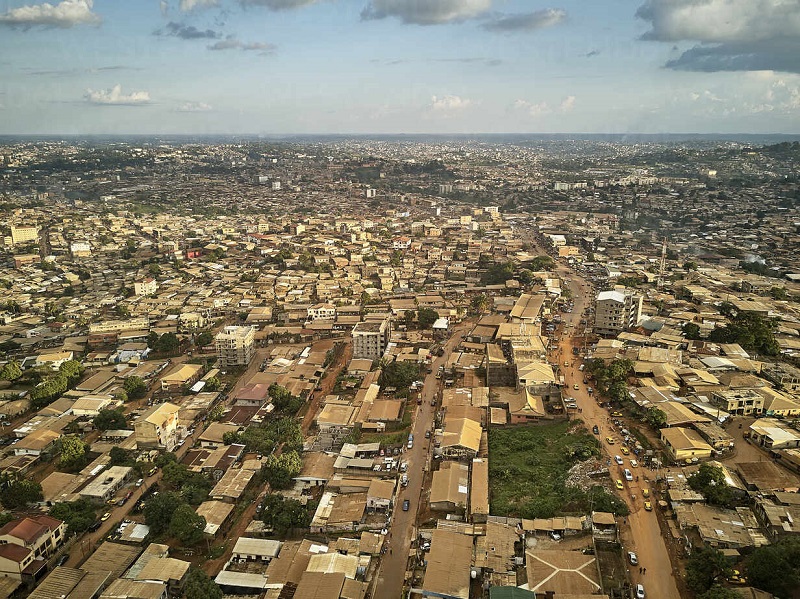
[10,225,38,245]
[749,418,800,450]
[134,403,180,451]
[0,543,43,582]
[711,389,764,416]
[70,242,92,258]
[418,529,473,599]
[160,363,203,392]
[594,289,643,337]
[660,427,713,463]
[351,319,390,361]
[80,466,133,503]
[134,278,158,296]
[430,461,469,514]
[215,326,256,368]
[307,303,336,322]
[0,515,65,560]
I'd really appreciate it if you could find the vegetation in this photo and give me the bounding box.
[708,311,779,356]
[263,450,303,489]
[184,566,223,599]
[488,422,628,518]
[0,478,43,509]
[379,361,419,390]
[645,407,667,430]
[123,375,147,399]
[683,322,701,340]
[93,408,127,431]
[49,499,98,533]
[745,536,800,597]
[224,417,303,457]
[417,307,439,329]
[267,383,304,415]
[0,361,22,381]
[688,463,736,507]
[686,547,732,594]
[481,260,514,285]
[585,358,633,403]
[57,435,91,472]
[143,491,183,534]
[169,504,206,545]
[195,331,214,348]
[260,493,311,535]
[161,459,213,505]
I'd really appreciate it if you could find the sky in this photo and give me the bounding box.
[0,0,799,135]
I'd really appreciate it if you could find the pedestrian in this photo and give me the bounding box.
[643,568,646,574]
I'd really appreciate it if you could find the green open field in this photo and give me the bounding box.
[488,421,628,518]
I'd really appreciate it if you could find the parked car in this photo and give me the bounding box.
[614,455,624,465]
[615,480,624,490]
[636,584,645,599]
[55,554,69,566]
[100,512,111,522]
[592,425,599,435]
[402,499,410,511]
[606,437,615,445]
[624,469,633,481]
[87,521,101,532]
[628,552,638,566]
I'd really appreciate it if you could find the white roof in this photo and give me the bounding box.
[232,537,282,558]
[597,290,626,303]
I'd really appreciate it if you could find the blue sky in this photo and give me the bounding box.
[0,0,799,134]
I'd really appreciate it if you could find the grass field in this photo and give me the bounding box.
[488,421,627,518]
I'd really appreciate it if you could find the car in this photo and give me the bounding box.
[628,551,638,565]
[55,554,69,566]
[87,521,101,532]
[425,430,431,439]
[400,461,408,472]
[550,532,562,541]
[728,570,746,584]
[620,446,630,455]
[636,584,645,599]
[624,469,633,481]
[592,425,599,435]
[402,499,410,511]
[606,437,615,445]
[614,455,624,465]
[615,479,624,490]
[642,488,650,498]
[400,474,408,487]
[135,478,143,487]
[630,459,638,468]
[611,411,623,417]
[147,467,158,477]
[564,361,570,367]
[587,387,593,394]
[644,501,653,511]
[573,384,579,390]
[100,512,111,522]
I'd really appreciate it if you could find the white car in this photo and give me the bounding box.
[614,455,624,466]
[636,584,645,598]
[624,469,633,481]
[630,459,638,468]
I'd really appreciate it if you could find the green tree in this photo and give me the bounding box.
[93,408,127,431]
[481,261,514,285]
[698,586,743,599]
[57,435,90,472]
[645,407,667,429]
[59,360,84,385]
[683,322,701,340]
[49,499,97,533]
[770,286,789,300]
[123,375,147,399]
[0,361,22,382]
[155,332,180,354]
[528,255,555,271]
[143,491,182,534]
[109,446,133,466]
[204,376,221,392]
[686,547,731,594]
[0,479,43,509]
[195,332,214,347]
[379,360,419,390]
[183,566,223,599]
[169,504,206,545]
[684,260,699,271]
[403,310,416,328]
[260,493,310,535]
[417,307,439,329]
[470,294,490,314]
[745,536,800,597]
[147,331,159,348]
[688,463,735,507]
[263,450,302,489]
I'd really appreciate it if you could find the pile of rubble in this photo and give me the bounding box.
[565,458,609,491]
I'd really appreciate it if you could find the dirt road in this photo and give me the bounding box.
[554,265,681,599]
[302,340,352,435]
[373,324,470,599]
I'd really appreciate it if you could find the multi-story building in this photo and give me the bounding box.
[352,319,390,361]
[0,515,65,561]
[134,402,180,450]
[594,290,643,337]
[134,277,158,296]
[712,389,764,417]
[307,303,336,322]
[10,225,38,245]
[215,325,256,367]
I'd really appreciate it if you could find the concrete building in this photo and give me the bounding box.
[215,326,256,368]
[134,278,158,296]
[351,319,390,361]
[10,225,38,245]
[134,403,180,451]
[711,389,764,417]
[307,303,336,322]
[594,289,643,337]
[0,515,65,560]
[80,466,133,503]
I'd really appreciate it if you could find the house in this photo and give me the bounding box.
[71,394,116,417]
[749,418,800,450]
[418,529,473,599]
[231,538,282,563]
[134,403,180,451]
[160,364,203,392]
[307,303,336,322]
[13,429,60,457]
[134,278,158,296]
[198,423,240,448]
[0,515,65,560]
[469,458,489,523]
[594,289,642,337]
[0,544,44,582]
[439,418,482,460]
[430,461,469,514]
[660,427,713,463]
[80,466,133,503]
[711,389,764,417]
[34,351,74,370]
[366,479,395,512]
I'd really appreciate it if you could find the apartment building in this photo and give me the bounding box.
[307,303,336,322]
[712,389,764,417]
[10,225,38,245]
[134,278,158,296]
[352,319,390,361]
[134,402,180,451]
[0,516,65,561]
[594,290,643,337]
[215,325,256,367]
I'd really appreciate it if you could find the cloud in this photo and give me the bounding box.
[559,95,575,112]
[208,36,276,53]
[179,0,219,10]
[636,0,800,73]
[430,95,473,112]
[482,8,566,33]
[514,95,575,116]
[0,0,100,29]
[377,56,502,67]
[176,101,213,111]
[25,65,138,76]
[585,50,600,58]
[239,0,320,9]
[84,84,151,106]
[160,0,169,16]
[361,0,491,25]
[156,21,220,39]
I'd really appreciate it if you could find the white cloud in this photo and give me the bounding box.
[362,0,492,25]
[559,95,576,112]
[179,0,218,10]
[177,101,213,111]
[84,84,151,105]
[0,0,100,29]
[208,37,276,53]
[514,95,575,116]
[430,94,473,111]
[239,0,320,9]
[160,0,169,16]
[483,8,567,33]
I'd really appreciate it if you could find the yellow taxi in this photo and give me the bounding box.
[606,437,615,445]
[615,479,624,490]
[642,488,650,498]
[620,446,630,455]
[611,411,623,417]
[644,501,652,511]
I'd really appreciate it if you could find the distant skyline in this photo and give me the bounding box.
[1,0,799,135]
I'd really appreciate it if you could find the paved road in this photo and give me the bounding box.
[554,265,681,599]
[373,324,470,599]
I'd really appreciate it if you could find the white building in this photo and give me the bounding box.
[134,278,158,296]
[307,303,336,322]
[594,290,643,337]
[352,319,391,361]
[10,225,38,245]
[70,242,92,258]
[215,326,256,367]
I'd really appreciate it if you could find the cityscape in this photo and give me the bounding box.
[2,1,800,599]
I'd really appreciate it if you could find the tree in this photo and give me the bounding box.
[417,308,439,329]
[686,547,731,594]
[184,566,223,599]
[0,361,22,382]
[481,261,514,285]
[470,294,490,314]
[123,375,147,400]
[0,479,42,509]
[379,361,419,390]
[770,286,789,300]
[59,360,84,385]
[169,504,206,545]
[93,408,127,431]
[155,332,180,354]
[745,536,800,597]
[195,332,214,348]
[143,491,182,534]
[50,499,97,533]
[263,450,302,489]
[204,376,221,392]
[260,493,310,535]
[688,463,735,507]
[403,310,416,328]
[645,407,667,430]
[147,331,159,348]
[57,435,90,472]
[109,446,133,466]
[683,322,701,340]
[684,260,699,271]
[698,586,744,599]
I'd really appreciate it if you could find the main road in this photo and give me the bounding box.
[373,324,470,599]
[554,263,681,599]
